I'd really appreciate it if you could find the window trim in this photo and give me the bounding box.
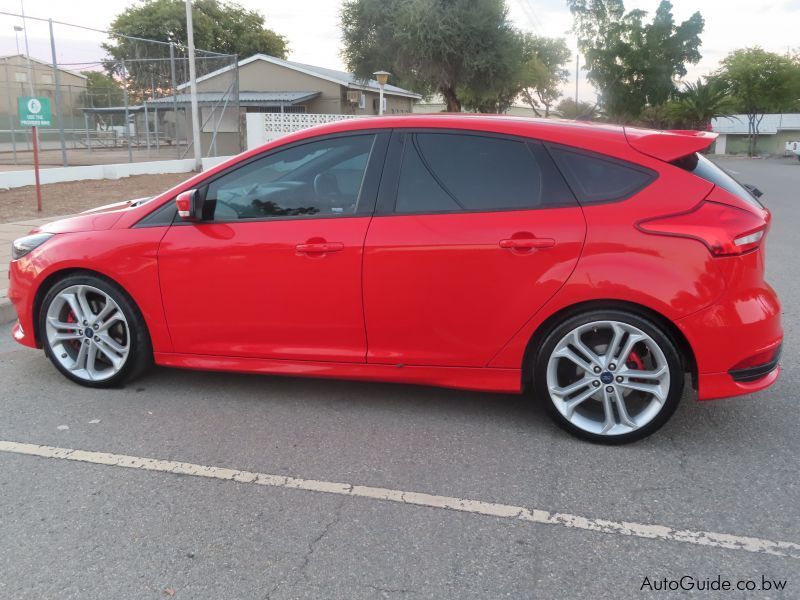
[149,130,391,227]
[545,142,658,205]
[374,128,578,217]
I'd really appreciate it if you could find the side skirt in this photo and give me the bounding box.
[154,352,522,394]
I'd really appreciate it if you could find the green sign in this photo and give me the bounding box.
[18,96,52,127]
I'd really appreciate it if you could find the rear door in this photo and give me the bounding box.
[362,130,587,367]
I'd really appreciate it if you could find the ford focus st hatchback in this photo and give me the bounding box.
[8,115,782,443]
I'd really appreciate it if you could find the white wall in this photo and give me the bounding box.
[245,112,368,150]
[713,134,727,155]
[0,156,234,190]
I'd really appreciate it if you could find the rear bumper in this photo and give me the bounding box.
[729,343,782,382]
[677,274,782,401]
[696,365,781,401]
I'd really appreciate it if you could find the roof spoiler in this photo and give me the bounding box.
[624,127,718,163]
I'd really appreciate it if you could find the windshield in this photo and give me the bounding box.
[672,153,763,208]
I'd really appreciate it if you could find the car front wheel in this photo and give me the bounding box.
[39,274,152,388]
[535,309,684,444]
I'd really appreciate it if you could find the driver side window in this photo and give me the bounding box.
[205,134,377,221]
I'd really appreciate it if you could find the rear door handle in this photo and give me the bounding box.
[499,237,555,250]
[296,242,344,253]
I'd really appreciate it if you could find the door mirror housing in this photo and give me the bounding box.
[176,189,202,221]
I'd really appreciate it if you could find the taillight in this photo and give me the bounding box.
[636,201,767,256]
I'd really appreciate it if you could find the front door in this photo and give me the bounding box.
[158,131,387,362]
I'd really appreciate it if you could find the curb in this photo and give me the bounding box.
[0,298,16,326]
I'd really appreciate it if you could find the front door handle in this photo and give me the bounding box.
[499,237,555,250]
[296,242,344,253]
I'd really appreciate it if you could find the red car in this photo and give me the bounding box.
[8,115,782,443]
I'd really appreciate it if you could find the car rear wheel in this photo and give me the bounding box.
[534,309,683,444]
[39,274,152,388]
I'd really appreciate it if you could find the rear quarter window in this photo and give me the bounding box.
[671,153,763,208]
[547,145,657,204]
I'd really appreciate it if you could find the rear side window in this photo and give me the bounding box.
[672,153,763,208]
[548,145,656,204]
[395,133,574,214]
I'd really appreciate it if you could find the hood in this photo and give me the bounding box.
[81,196,151,215]
[34,197,152,234]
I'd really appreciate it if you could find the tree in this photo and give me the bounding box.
[567,0,704,121]
[340,0,525,113]
[714,48,800,156]
[104,0,287,96]
[80,71,124,108]
[556,98,599,120]
[518,35,571,117]
[668,79,733,130]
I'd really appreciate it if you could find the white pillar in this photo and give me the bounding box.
[185,0,203,171]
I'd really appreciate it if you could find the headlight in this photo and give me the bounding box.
[11,233,54,260]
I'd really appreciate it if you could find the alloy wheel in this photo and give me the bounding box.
[44,284,130,382]
[545,320,671,437]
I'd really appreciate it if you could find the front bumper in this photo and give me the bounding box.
[8,257,39,349]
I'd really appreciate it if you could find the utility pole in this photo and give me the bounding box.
[21,0,41,212]
[185,0,203,171]
[48,18,67,167]
[169,42,180,159]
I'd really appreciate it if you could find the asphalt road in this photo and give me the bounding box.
[1,156,798,599]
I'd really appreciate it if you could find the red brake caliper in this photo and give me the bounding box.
[66,311,80,350]
[626,350,645,370]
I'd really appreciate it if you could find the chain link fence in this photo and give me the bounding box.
[0,11,240,168]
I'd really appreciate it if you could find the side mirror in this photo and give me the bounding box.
[176,189,202,221]
[743,183,763,199]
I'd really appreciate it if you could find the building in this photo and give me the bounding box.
[711,114,800,155]
[0,54,88,142]
[160,54,421,155]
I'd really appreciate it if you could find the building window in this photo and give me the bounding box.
[372,97,387,112]
[248,105,308,114]
[14,72,26,83]
[40,73,53,84]
[358,93,366,109]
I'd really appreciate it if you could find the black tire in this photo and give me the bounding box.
[533,309,683,444]
[39,273,153,388]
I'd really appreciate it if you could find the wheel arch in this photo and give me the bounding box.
[32,267,150,348]
[521,299,697,393]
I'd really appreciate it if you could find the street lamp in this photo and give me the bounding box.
[13,25,22,55]
[373,70,390,116]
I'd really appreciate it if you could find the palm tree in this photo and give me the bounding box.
[669,79,734,130]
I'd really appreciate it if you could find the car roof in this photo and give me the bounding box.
[271,114,637,161]
[291,114,716,163]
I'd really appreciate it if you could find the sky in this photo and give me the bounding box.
[0,0,798,103]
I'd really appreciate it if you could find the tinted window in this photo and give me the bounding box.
[549,146,655,203]
[672,153,763,208]
[395,133,573,214]
[205,134,376,220]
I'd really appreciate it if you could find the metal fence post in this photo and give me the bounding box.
[169,41,180,159]
[144,101,150,156]
[234,54,242,152]
[84,113,91,154]
[121,60,133,163]
[4,59,18,164]
[48,18,67,167]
